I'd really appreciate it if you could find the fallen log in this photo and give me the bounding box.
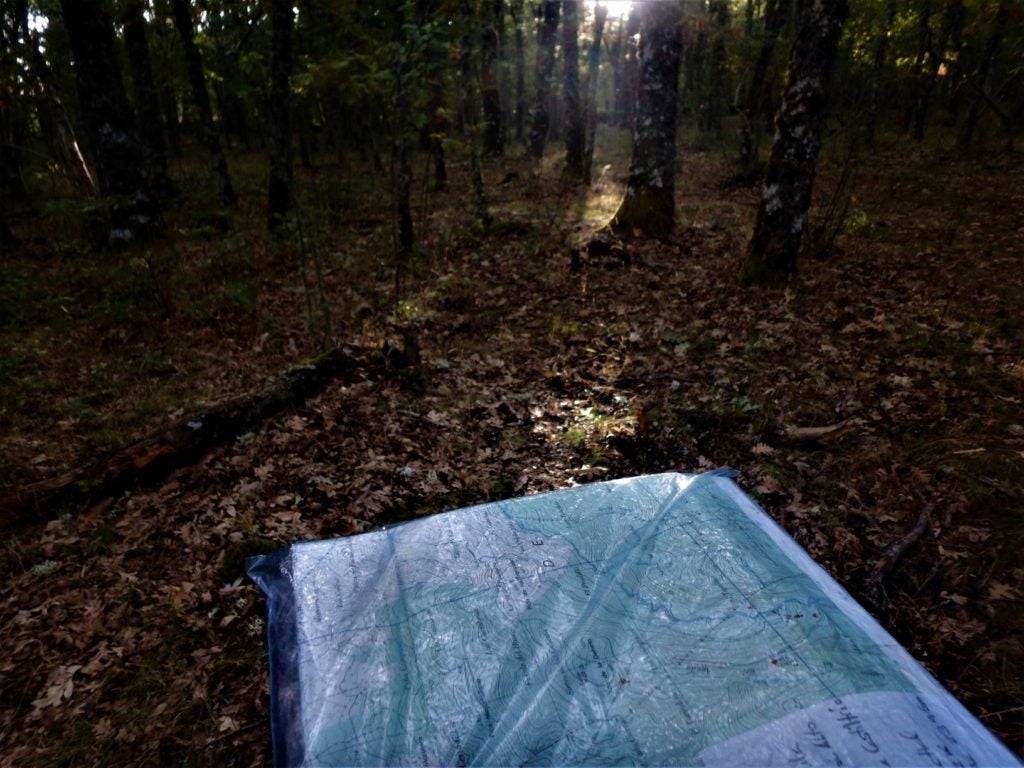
[862,504,934,612]
[783,418,858,446]
[0,345,368,530]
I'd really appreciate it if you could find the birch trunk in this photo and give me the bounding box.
[608,1,683,237]
[740,0,848,284]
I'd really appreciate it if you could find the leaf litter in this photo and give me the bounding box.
[0,147,1022,764]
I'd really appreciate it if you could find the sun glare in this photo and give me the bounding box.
[587,0,633,18]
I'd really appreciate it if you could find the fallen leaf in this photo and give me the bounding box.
[988,582,1020,601]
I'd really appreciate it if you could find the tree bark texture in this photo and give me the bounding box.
[609,1,683,237]
[562,0,584,179]
[610,0,684,237]
[267,0,294,232]
[583,3,608,185]
[527,1,559,158]
[737,0,787,173]
[740,0,848,285]
[121,0,175,199]
[170,0,237,207]
[59,0,158,234]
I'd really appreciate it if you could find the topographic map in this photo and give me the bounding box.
[248,472,1020,767]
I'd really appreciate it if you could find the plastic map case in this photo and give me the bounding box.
[247,472,1021,767]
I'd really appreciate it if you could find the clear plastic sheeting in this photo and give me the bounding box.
[247,472,1020,767]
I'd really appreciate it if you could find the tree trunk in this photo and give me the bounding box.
[0,9,20,208]
[903,0,933,133]
[509,0,526,141]
[740,0,848,285]
[618,8,641,129]
[0,217,17,251]
[14,0,97,197]
[59,0,158,236]
[700,1,730,135]
[611,16,624,124]
[737,0,787,175]
[0,125,25,206]
[0,35,22,251]
[297,98,314,170]
[911,0,965,141]
[956,1,1008,152]
[562,0,584,179]
[683,16,705,99]
[393,8,414,254]
[267,0,294,232]
[480,1,504,156]
[527,0,559,158]
[864,0,898,145]
[608,1,684,238]
[418,0,448,190]
[495,0,510,148]
[459,10,492,228]
[220,86,250,150]
[0,346,367,531]
[170,0,237,207]
[162,85,181,158]
[121,0,175,199]
[583,3,608,186]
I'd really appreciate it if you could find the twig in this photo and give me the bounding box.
[980,706,1024,721]
[863,504,934,611]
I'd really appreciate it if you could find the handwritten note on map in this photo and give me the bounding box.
[248,472,1020,767]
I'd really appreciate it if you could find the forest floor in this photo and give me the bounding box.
[1,129,1023,765]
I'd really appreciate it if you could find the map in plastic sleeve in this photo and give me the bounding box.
[248,472,1021,767]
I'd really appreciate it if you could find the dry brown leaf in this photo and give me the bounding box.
[988,582,1020,602]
